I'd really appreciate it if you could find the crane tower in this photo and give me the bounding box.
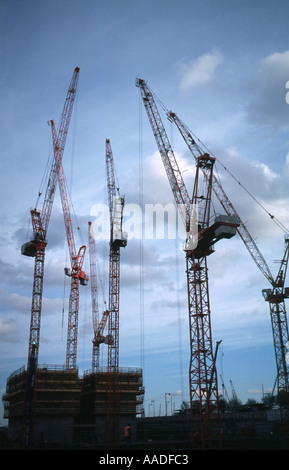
[136,78,239,448]
[104,139,127,444]
[262,235,289,395]
[21,67,80,446]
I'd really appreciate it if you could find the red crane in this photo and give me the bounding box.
[262,236,289,396]
[136,79,239,448]
[167,111,289,398]
[21,67,80,368]
[50,120,88,370]
[88,221,111,372]
[104,139,127,444]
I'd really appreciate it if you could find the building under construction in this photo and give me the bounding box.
[2,67,289,451]
[2,364,144,447]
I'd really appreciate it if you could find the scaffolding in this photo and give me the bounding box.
[2,365,144,447]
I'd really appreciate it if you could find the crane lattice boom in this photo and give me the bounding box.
[168,111,289,395]
[136,79,191,233]
[50,120,88,370]
[167,111,274,285]
[88,221,111,372]
[104,139,127,445]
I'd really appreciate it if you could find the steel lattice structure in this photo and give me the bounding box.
[137,78,238,448]
[262,236,289,395]
[22,67,80,368]
[187,154,221,446]
[50,120,88,370]
[88,221,111,372]
[21,67,80,446]
[168,112,289,397]
[104,139,127,444]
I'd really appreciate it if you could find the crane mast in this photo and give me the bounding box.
[88,221,99,338]
[104,139,127,444]
[88,221,111,372]
[168,111,289,396]
[88,220,100,371]
[136,78,238,448]
[188,153,221,446]
[21,67,80,367]
[50,120,88,370]
[21,67,79,446]
[230,380,238,402]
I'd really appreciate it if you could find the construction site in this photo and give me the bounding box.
[2,67,289,451]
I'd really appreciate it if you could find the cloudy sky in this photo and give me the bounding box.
[1,0,289,422]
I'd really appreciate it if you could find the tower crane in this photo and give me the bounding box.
[166,111,289,397]
[262,235,289,395]
[88,221,111,372]
[21,66,80,367]
[21,67,79,446]
[136,78,239,448]
[230,379,239,404]
[219,375,230,405]
[104,139,127,444]
[50,120,88,370]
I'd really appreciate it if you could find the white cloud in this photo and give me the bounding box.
[260,51,289,77]
[210,145,289,244]
[247,50,289,131]
[179,50,224,91]
[0,317,16,340]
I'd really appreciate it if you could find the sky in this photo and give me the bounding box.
[1,0,289,423]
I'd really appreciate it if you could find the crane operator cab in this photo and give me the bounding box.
[184,213,239,256]
[112,195,128,248]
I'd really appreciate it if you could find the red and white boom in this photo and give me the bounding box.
[50,120,88,370]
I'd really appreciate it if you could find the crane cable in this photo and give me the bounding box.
[213,157,289,234]
[35,137,54,210]
[34,120,82,246]
[147,83,289,235]
[139,91,145,381]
